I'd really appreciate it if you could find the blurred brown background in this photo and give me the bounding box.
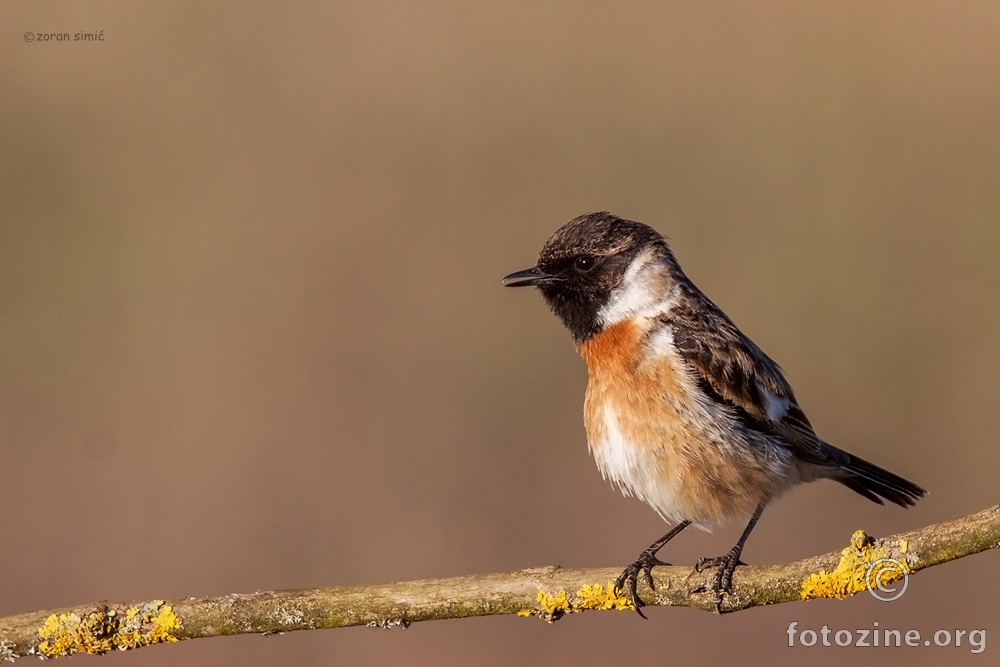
[1,2,998,665]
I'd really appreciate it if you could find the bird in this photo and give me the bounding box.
[502,211,926,615]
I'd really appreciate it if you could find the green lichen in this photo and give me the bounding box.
[271,606,305,627]
[36,600,180,658]
[801,530,913,600]
[1,640,16,663]
[519,582,634,622]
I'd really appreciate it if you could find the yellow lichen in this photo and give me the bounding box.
[537,589,569,621]
[574,583,634,611]
[800,530,911,600]
[36,600,180,658]
[519,583,634,622]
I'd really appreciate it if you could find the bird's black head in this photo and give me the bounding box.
[503,212,671,341]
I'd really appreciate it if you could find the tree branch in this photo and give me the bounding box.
[2,506,997,662]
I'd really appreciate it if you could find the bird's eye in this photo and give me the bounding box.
[574,255,597,273]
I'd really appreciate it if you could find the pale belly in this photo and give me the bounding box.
[584,370,794,526]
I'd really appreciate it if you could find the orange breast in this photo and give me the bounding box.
[577,320,781,524]
[577,320,690,455]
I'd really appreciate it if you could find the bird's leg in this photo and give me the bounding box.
[695,503,766,614]
[614,519,692,618]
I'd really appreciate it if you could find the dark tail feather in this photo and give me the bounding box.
[837,455,926,508]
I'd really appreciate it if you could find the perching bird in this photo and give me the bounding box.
[502,212,925,614]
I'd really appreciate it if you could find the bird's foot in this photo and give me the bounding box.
[695,550,747,614]
[614,549,671,619]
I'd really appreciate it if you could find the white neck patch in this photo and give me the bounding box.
[597,248,676,326]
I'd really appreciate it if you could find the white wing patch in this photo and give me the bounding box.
[759,384,789,421]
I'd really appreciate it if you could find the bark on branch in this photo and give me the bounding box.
[2,506,997,662]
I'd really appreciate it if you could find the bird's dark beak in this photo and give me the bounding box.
[502,266,560,287]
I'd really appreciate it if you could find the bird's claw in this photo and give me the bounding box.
[696,550,746,614]
[614,550,671,619]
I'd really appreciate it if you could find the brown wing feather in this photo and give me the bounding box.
[665,285,925,507]
[664,286,849,468]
